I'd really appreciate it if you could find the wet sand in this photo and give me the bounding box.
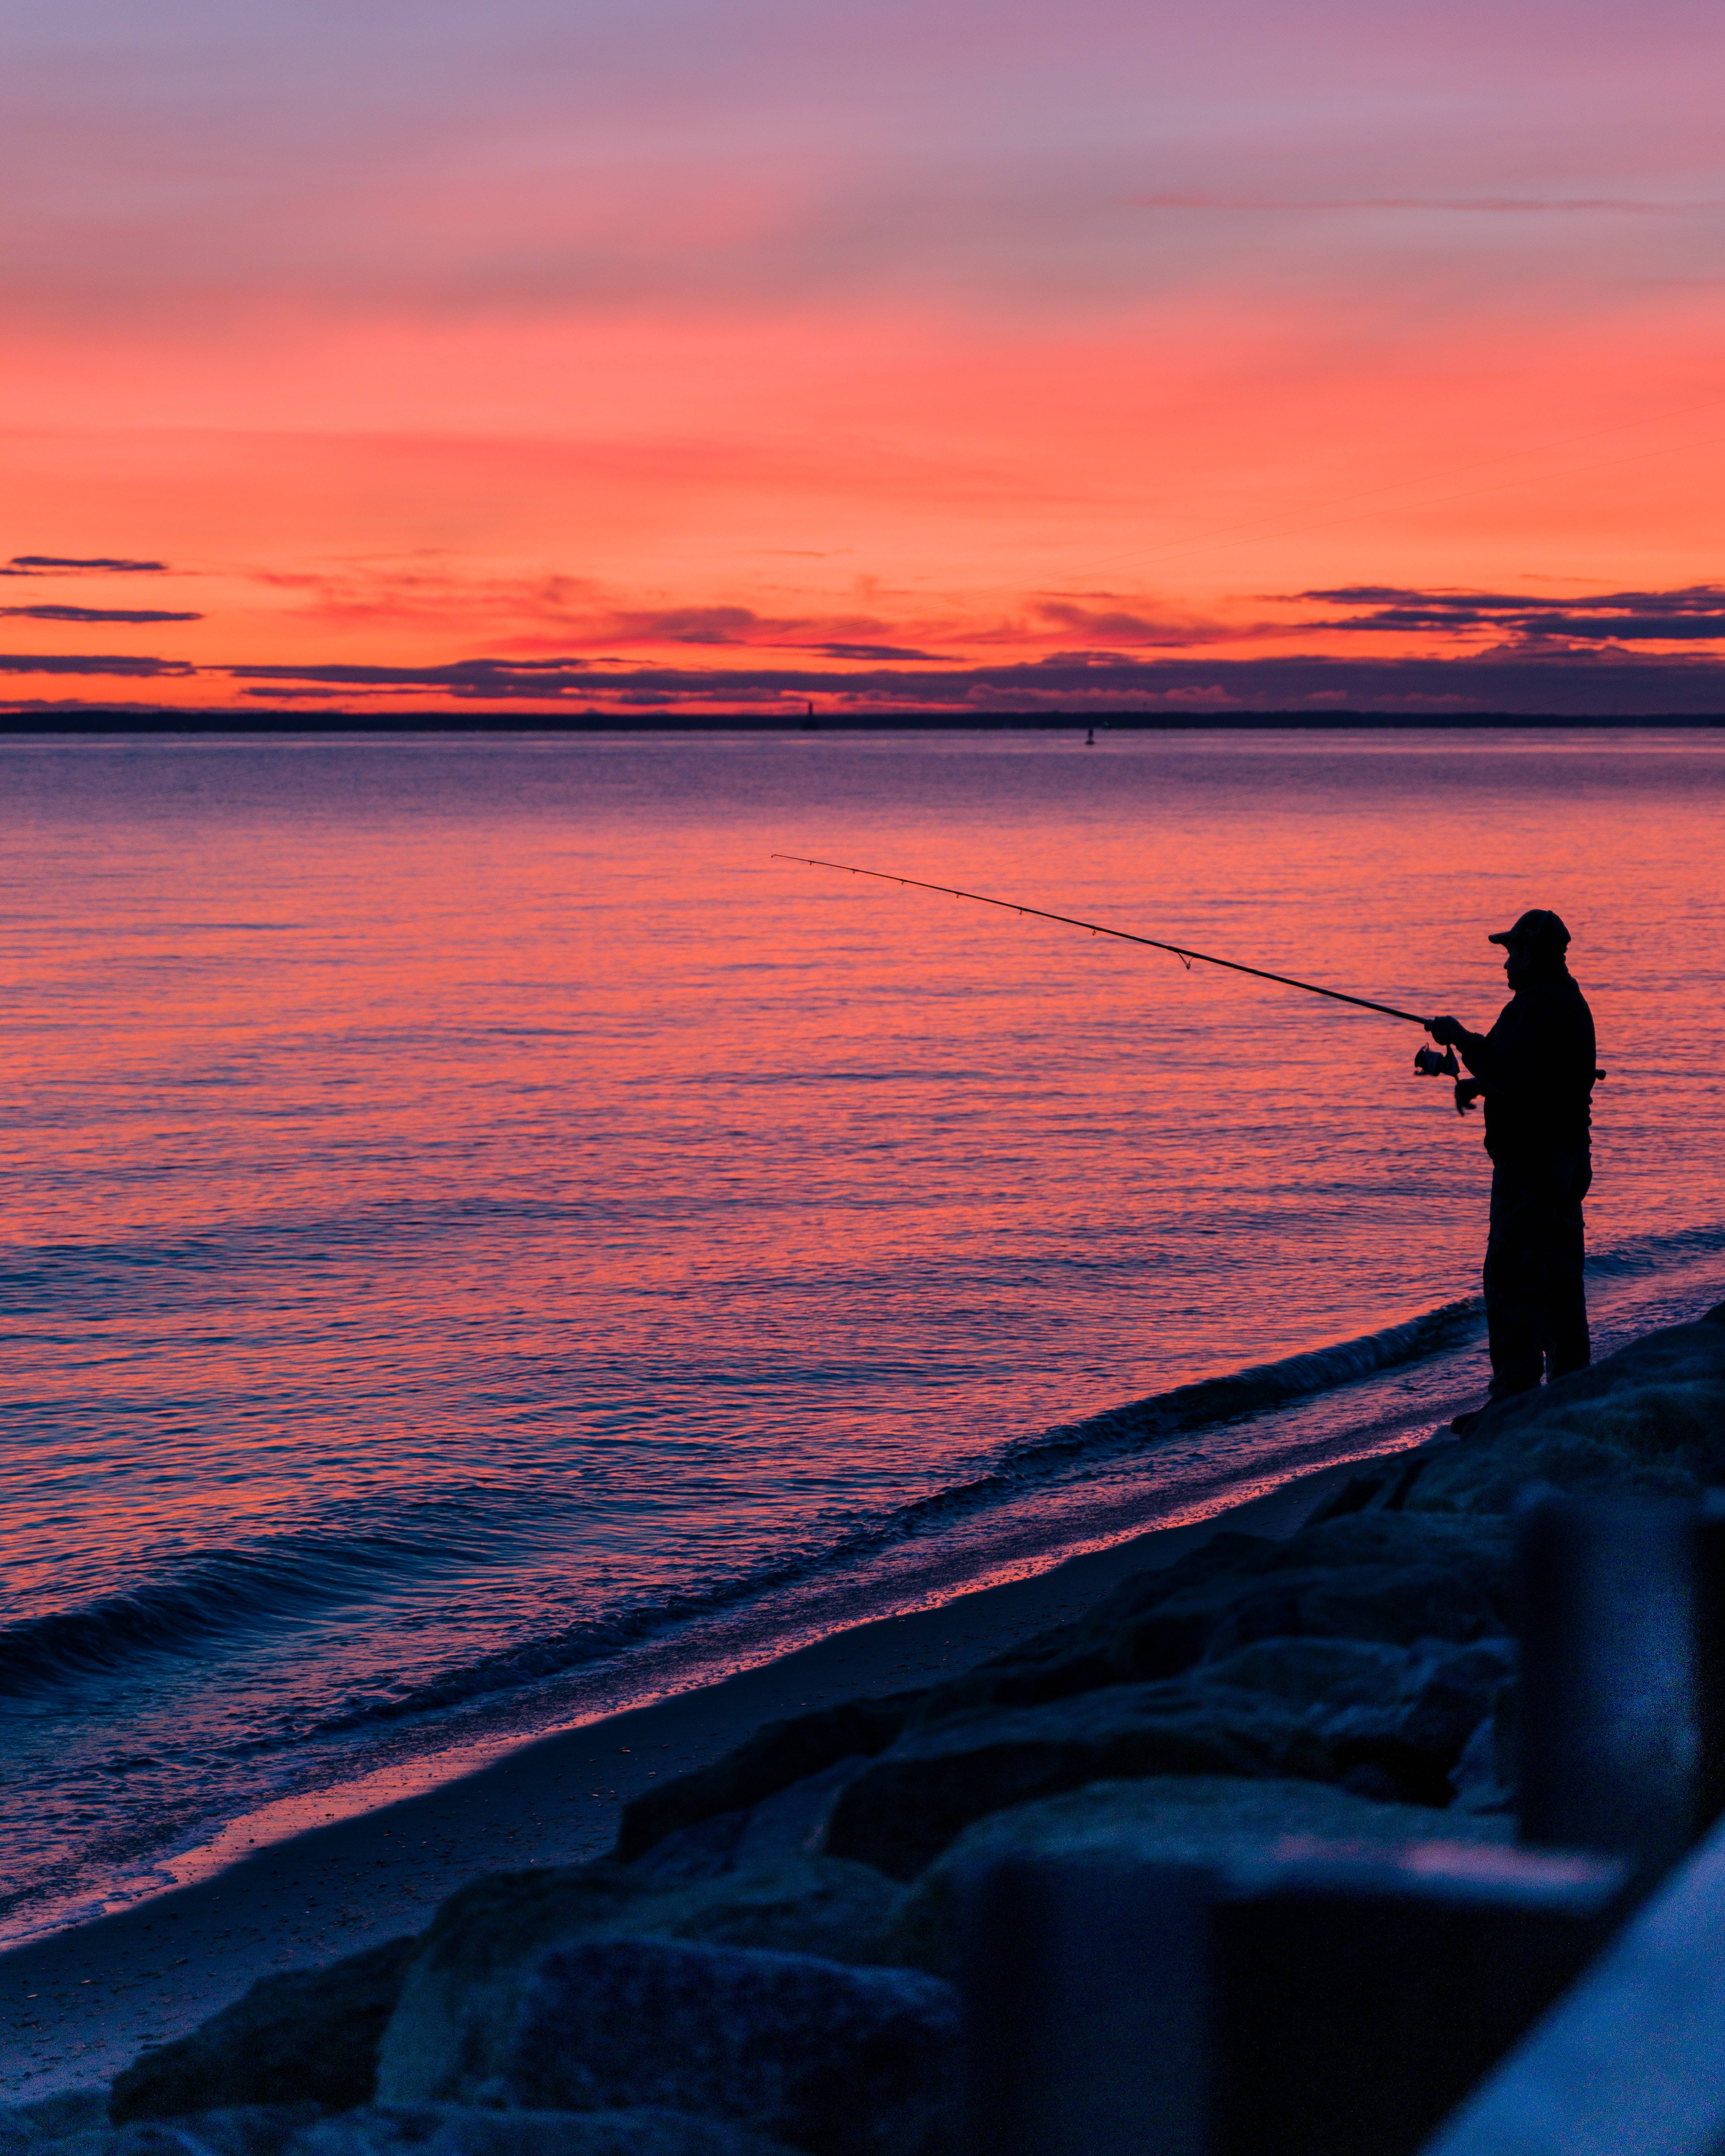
[0,1447,1394,2106]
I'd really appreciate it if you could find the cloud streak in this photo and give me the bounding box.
[0,652,193,677]
[0,605,202,623]
[6,555,169,574]
[1305,584,1725,644]
[9,643,1725,717]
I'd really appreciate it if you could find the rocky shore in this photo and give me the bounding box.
[7,1302,1725,2156]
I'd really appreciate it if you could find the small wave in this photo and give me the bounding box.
[307,1294,1489,1733]
[1006,1297,1484,1472]
[1585,1219,1725,1280]
[0,1534,473,1699]
[18,1241,1715,1730]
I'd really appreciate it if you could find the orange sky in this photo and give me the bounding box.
[5,0,1725,713]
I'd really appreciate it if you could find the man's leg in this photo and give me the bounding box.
[1484,1164,1545,1399]
[1541,1150,1592,1381]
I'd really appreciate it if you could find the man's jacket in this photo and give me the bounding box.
[1454,971,1596,1162]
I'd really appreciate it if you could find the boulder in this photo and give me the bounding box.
[821,1680,1334,1880]
[1117,1513,1511,1682]
[879,1773,1517,1978]
[110,1940,419,2122]
[1409,1430,1700,1516]
[628,1762,870,1889]
[1271,1513,1513,1609]
[301,2107,799,2156]
[1187,1636,1413,1708]
[89,2108,323,2156]
[1154,1558,1502,1676]
[376,1859,904,2106]
[488,1937,958,2156]
[905,1515,1510,1728]
[1407,1302,1725,1515]
[615,1698,922,1865]
[1449,1709,1512,1812]
[1316,1636,1515,1757]
[18,2113,793,2156]
[1302,1445,1444,1523]
[905,1532,1277,1724]
[0,2092,109,2155]
[1197,1634,1518,1802]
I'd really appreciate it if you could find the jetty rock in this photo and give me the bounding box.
[74,1300,1725,2155]
[376,1858,904,2108]
[4,2105,795,2156]
[819,1678,1335,1880]
[485,1937,957,2156]
[906,1511,1511,1727]
[110,1942,419,2124]
[877,1770,1517,1977]
[1400,1300,1725,1516]
[303,2111,798,2156]
[615,1701,921,1866]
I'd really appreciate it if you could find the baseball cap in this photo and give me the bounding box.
[1488,908,1571,950]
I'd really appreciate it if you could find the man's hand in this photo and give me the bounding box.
[1427,1015,1466,1046]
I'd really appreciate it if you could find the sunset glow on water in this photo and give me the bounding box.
[4,727,1725,1943]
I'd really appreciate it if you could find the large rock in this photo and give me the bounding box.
[75,2108,323,2156]
[13,2111,793,2156]
[906,1531,1278,1724]
[1098,1513,1511,1683]
[1313,1635,1515,1761]
[821,1680,1334,1880]
[376,1859,904,2106]
[615,1698,922,1865]
[489,1937,958,2156]
[110,1940,419,2122]
[0,2093,109,2155]
[302,2108,799,2156]
[879,1773,1517,1978]
[1187,1636,1417,1709]
[627,1762,870,1889]
[1407,1302,1725,1515]
[907,1514,1510,1728]
[1198,1634,1517,1801]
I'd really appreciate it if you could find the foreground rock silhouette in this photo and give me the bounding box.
[9,1302,1725,2156]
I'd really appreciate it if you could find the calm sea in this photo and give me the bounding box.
[5,728,1725,1945]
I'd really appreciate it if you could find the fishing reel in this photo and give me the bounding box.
[1413,1039,1483,1115]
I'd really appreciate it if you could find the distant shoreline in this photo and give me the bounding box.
[3,711,1724,735]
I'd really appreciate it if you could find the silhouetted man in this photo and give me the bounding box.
[1427,910,1597,1430]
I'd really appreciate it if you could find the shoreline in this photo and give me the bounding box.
[0,1438,1403,2103]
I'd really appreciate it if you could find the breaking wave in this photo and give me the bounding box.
[0,1530,497,1700]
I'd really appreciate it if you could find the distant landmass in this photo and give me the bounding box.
[3,709,1723,733]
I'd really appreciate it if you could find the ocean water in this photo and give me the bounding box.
[4,727,1725,1946]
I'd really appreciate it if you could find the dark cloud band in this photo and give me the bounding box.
[4,648,1723,715]
[1301,584,1725,644]
[0,605,202,624]
[0,653,194,676]
[7,556,170,574]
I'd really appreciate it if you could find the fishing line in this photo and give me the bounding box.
[772,852,1433,1025]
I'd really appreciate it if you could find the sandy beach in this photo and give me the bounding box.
[0,1449,1380,2107]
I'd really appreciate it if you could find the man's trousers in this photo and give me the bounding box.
[1484,1148,1592,1399]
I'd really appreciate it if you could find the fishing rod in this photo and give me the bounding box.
[772,852,1440,1031]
